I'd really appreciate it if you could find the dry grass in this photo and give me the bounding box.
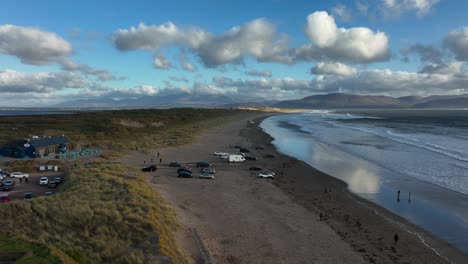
[0,108,259,263]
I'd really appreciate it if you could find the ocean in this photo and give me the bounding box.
[261,109,468,253]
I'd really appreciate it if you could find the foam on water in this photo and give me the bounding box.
[284,111,468,195]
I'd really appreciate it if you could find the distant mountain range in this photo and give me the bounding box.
[273,93,468,109]
[56,92,468,109]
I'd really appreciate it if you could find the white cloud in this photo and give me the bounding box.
[153,55,172,69]
[60,60,118,81]
[297,11,389,63]
[197,18,291,67]
[0,70,85,93]
[182,62,197,72]
[310,68,468,96]
[112,22,210,51]
[332,4,353,22]
[382,0,440,17]
[311,62,357,76]
[0,24,73,65]
[245,69,272,77]
[112,19,292,67]
[444,27,468,61]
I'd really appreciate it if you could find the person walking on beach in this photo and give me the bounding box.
[394,234,399,244]
[408,192,411,204]
[160,158,162,163]
[157,152,160,157]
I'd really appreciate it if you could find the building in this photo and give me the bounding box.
[0,135,70,158]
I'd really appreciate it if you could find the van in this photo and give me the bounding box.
[229,154,245,163]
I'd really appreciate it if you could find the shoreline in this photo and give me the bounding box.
[248,114,467,263]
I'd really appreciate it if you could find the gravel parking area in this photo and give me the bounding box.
[1,172,67,200]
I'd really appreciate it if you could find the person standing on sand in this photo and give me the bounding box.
[157,152,160,157]
[160,158,162,163]
[394,234,399,243]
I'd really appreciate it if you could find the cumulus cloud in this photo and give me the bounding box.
[444,27,468,61]
[311,62,356,76]
[309,68,467,96]
[245,69,272,77]
[296,11,389,63]
[153,55,172,69]
[182,62,197,72]
[60,60,118,81]
[112,19,292,67]
[197,19,292,67]
[0,24,73,65]
[112,22,210,51]
[382,0,440,18]
[0,70,85,93]
[419,62,465,75]
[332,4,353,22]
[400,44,443,64]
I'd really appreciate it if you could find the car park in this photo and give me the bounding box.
[169,162,182,167]
[199,173,214,179]
[196,161,211,168]
[201,167,216,174]
[48,181,58,188]
[24,192,33,199]
[10,172,29,179]
[39,177,49,185]
[249,166,262,171]
[178,171,193,178]
[142,165,157,172]
[2,180,15,191]
[0,195,11,203]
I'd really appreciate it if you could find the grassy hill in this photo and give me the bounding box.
[0,108,255,263]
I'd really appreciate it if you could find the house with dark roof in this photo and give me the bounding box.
[0,135,70,158]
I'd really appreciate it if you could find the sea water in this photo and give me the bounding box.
[261,109,468,253]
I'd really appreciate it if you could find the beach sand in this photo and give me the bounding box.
[121,114,467,263]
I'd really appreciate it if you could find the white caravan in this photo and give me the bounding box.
[229,154,245,163]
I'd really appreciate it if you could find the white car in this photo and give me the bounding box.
[199,173,215,179]
[39,177,49,185]
[10,172,29,179]
[258,171,274,179]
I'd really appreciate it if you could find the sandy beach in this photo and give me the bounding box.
[121,114,467,263]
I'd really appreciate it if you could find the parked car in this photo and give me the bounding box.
[10,172,29,179]
[2,180,15,191]
[0,170,9,177]
[196,161,211,168]
[169,162,182,167]
[258,171,274,179]
[24,192,33,199]
[199,173,215,179]
[0,195,11,203]
[53,177,63,184]
[177,167,192,173]
[48,181,58,188]
[249,166,262,171]
[264,154,275,158]
[213,152,229,157]
[244,156,257,161]
[254,146,265,150]
[201,167,216,174]
[239,148,250,153]
[39,177,49,185]
[142,165,157,172]
[178,171,193,178]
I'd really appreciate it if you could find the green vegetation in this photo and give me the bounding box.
[0,108,258,263]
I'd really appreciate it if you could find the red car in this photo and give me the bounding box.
[0,195,11,203]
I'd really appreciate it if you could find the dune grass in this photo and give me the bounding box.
[0,108,257,263]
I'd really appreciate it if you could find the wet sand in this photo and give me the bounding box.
[120,114,467,263]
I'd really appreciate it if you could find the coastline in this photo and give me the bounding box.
[248,114,467,263]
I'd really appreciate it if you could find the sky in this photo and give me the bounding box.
[1,0,468,106]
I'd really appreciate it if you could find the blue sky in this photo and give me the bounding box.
[1,0,468,106]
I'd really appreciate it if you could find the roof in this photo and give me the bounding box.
[29,136,70,148]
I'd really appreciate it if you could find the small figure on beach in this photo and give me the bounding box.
[408,192,411,204]
[319,213,323,220]
[25,177,28,183]
[394,234,399,243]
[160,158,162,163]
[143,160,146,164]
[19,177,23,183]
[324,186,327,193]
[397,190,400,202]
[157,152,160,157]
